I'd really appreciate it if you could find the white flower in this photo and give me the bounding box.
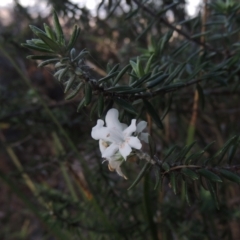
[91,108,142,160]
[136,121,149,143]
[100,140,127,179]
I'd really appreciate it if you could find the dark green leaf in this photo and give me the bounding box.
[114,98,137,115]
[53,10,65,44]
[98,93,104,117]
[181,168,199,180]
[198,169,222,183]
[113,64,131,85]
[143,99,163,129]
[146,74,169,88]
[64,74,76,93]
[65,82,83,100]
[84,82,92,106]
[170,172,177,194]
[128,162,151,190]
[77,98,86,112]
[218,169,240,183]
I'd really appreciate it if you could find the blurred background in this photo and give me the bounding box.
[1,0,240,239]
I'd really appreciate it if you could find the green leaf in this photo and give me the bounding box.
[58,67,69,82]
[105,86,132,92]
[207,181,220,209]
[27,55,59,60]
[154,169,161,190]
[64,74,76,93]
[144,54,155,74]
[99,71,120,83]
[37,58,59,67]
[67,25,81,51]
[34,32,61,52]
[146,74,169,88]
[218,169,240,183]
[113,64,131,85]
[98,93,104,117]
[77,98,86,112]
[114,98,137,115]
[53,10,65,45]
[162,162,170,172]
[21,43,54,53]
[170,172,177,194]
[125,8,138,20]
[130,72,151,87]
[65,82,83,100]
[181,168,199,180]
[29,25,47,36]
[84,82,92,106]
[43,23,56,40]
[148,135,156,158]
[128,162,151,190]
[198,169,222,183]
[143,99,163,129]
[196,83,205,110]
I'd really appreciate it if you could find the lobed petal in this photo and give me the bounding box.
[105,108,123,130]
[91,120,107,140]
[139,132,149,143]
[127,136,142,149]
[102,143,119,158]
[119,142,132,160]
[99,139,108,155]
[136,121,147,133]
[123,119,137,137]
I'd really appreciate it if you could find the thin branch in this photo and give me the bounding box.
[132,0,222,55]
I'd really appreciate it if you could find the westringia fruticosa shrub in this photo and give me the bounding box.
[1,0,240,239]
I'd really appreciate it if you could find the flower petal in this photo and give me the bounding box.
[127,136,142,149]
[123,119,137,137]
[102,143,119,158]
[139,132,149,143]
[119,142,132,160]
[136,121,147,133]
[105,108,123,130]
[108,156,127,179]
[99,139,108,155]
[91,120,109,141]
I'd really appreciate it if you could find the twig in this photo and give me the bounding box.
[132,0,222,54]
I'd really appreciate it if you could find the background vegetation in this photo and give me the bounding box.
[1,0,240,239]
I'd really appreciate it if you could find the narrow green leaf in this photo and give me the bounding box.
[130,72,151,87]
[162,162,170,172]
[198,169,222,183]
[218,169,240,183]
[170,172,177,194]
[44,23,56,40]
[84,82,92,106]
[128,162,151,190]
[143,99,163,129]
[148,135,156,158]
[67,25,81,51]
[77,97,85,112]
[207,181,220,209]
[27,55,59,60]
[196,83,205,110]
[163,146,177,162]
[53,10,65,44]
[34,32,61,51]
[98,93,104,117]
[65,82,83,100]
[181,168,199,180]
[146,74,169,88]
[29,25,47,36]
[113,64,131,85]
[58,67,69,82]
[64,74,76,93]
[114,98,137,115]
[125,8,139,20]
[21,43,54,53]
[154,169,161,190]
[105,86,132,92]
[144,54,155,74]
[98,71,120,83]
[38,58,59,67]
